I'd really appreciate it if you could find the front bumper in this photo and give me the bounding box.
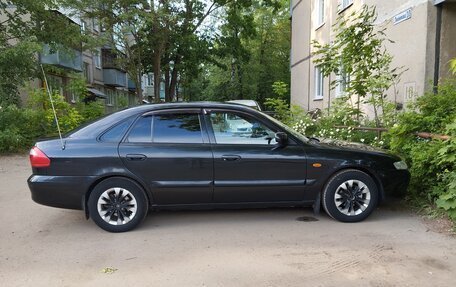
[28,175,97,210]
[380,169,411,199]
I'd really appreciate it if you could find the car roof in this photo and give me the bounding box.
[68,102,260,139]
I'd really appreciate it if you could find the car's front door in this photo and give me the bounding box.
[206,110,308,203]
[119,109,213,205]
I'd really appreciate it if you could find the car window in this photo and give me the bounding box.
[127,116,152,143]
[100,117,135,142]
[152,113,203,144]
[209,112,275,145]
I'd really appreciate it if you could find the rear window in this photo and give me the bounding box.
[100,117,135,142]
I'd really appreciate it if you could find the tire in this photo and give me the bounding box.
[322,169,378,222]
[88,177,149,232]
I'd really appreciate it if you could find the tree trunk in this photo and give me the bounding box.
[153,51,161,103]
[169,56,180,102]
[164,63,170,102]
[237,60,243,100]
[135,73,143,104]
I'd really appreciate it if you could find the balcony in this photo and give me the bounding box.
[128,78,136,91]
[101,48,127,87]
[103,68,127,87]
[40,45,83,72]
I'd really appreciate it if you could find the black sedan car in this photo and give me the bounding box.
[28,102,410,232]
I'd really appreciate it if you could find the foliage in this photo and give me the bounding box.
[388,82,456,220]
[312,5,403,127]
[434,120,456,220]
[77,101,105,123]
[450,58,456,75]
[29,89,84,134]
[264,97,290,123]
[183,0,291,105]
[0,86,107,153]
[272,81,288,99]
[0,40,41,107]
[0,105,47,153]
[0,1,87,107]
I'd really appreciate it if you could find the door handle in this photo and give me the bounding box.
[221,155,241,161]
[126,154,147,161]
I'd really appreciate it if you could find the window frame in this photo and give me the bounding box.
[315,0,325,28]
[335,66,350,98]
[98,116,136,143]
[204,109,286,146]
[338,0,354,13]
[94,49,102,69]
[314,66,324,100]
[123,109,209,145]
[80,20,87,32]
[106,89,114,106]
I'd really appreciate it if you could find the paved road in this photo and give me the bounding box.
[0,155,455,287]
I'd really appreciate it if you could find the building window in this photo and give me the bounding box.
[81,20,87,32]
[339,0,353,11]
[47,75,64,96]
[83,62,91,83]
[106,89,114,106]
[147,73,153,86]
[336,67,350,98]
[94,49,102,69]
[92,18,99,32]
[314,66,324,100]
[316,0,325,27]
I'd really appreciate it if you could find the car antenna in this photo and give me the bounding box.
[40,64,65,150]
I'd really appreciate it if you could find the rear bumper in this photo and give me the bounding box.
[380,169,411,199]
[28,175,97,210]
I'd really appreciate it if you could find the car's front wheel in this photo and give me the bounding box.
[88,177,149,232]
[322,169,378,222]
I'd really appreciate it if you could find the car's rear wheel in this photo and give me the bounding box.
[322,169,378,222]
[88,177,148,232]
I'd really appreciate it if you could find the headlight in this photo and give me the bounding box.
[393,161,408,170]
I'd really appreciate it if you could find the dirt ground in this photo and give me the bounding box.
[0,155,455,287]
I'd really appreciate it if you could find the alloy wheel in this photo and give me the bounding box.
[97,187,138,225]
[333,180,371,216]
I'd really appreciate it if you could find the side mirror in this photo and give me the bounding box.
[274,132,288,147]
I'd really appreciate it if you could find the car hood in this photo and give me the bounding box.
[314,138,387,154]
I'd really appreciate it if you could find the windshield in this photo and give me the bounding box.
[261,113,310,143]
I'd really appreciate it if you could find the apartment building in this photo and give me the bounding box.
[290,0,456,115]
[40,11,138,113]
[0,6,138,112]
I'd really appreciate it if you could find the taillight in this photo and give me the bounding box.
[30,146,51,168]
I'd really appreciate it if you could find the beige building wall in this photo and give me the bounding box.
[291,0,456,116]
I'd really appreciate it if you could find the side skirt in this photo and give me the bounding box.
[150,200,316,211]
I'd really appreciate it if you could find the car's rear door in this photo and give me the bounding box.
[205,109,308,203]
[119,109,214,205]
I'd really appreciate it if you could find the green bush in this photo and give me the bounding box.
[0,128,26,153]
[388,82,456,220]
[77,101,105,123]
[0,105,47,152]
[0,88,107,153]
[28,88,84,134]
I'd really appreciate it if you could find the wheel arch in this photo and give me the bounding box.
[83,174,153,219]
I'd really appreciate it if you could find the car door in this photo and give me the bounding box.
[119,109,214,205]
[205,109,308,203]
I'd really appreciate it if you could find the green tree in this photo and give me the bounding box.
[0,0,88,106]
[189,0,290,105]
[312,5,403,127]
